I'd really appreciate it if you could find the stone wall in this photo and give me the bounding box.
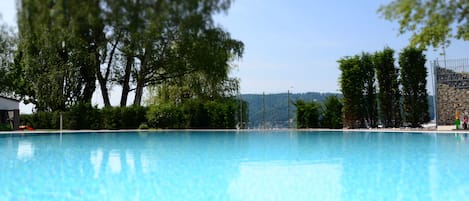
[437,84,469,125]
[437,67,469,125]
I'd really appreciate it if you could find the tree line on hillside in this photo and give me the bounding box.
[339,47,429,128]
[0,0,248,129]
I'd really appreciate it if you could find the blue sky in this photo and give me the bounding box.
[2,0,469,111]
[214,0,469,94]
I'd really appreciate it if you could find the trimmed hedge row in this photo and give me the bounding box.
[20,104,148,130]
[20,99,244,130]
[146,99,240,129]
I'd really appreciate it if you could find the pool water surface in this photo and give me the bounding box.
[1,131,469,201]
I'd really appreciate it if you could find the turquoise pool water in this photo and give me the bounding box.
[1,131,469,200]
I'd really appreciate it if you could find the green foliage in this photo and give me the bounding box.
[138,123,149,130]
[102,0,242,106]
[146,98,241,129]
[11,0,242,110]
[338,56,365,128]
[19,105,147,130]
[378,0,469,48]
[19,114,33,127]
[205,100,237,128]
[241,92,337,128]
[0,21,17,98]
[66,103,102,130]
[99,106,149,129]
[183,99,210,128]
[294,100,321,128]
[0,123,12,131]
[338,47,432,128]
[19,101,240,130]
[399,47,430,127]
[101,107,122,130]
[16,0,103,111]
[374,47,401,128]
[146,104,185,129]
[120,106,148,129]
[360,53,378,128]
[30,112,55,129]
[321,96,343,129]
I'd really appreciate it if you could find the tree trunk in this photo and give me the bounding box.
[82,74,96,103]
[133,51,149,106]
[97,72,111,107]
[120,55,133,107]
[133,75,145,106]
[97,40,119,107]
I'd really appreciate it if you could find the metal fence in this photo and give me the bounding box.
[241,92,339,129]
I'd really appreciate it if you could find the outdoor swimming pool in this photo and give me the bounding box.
[0,130,468,200]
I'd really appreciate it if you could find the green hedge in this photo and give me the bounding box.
[146,99,240,129]
[147,103,185,129]
[19,98,243,130]
[20,104,148,130]
[0,123,12,131]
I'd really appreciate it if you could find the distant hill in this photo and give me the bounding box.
[241,92,435,128]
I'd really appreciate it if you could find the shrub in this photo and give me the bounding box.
[66,103,101,129]
[138,123,149,129]
[183,99,209,128]
[20,114,34,127]
[178,99,240,129]
[31,111,55,129]
[146,104,185,129]
[0,123,12,131]
[121,106,148,129]
[101,107,121,129]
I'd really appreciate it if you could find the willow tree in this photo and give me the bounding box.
[14,0,240,110]
[378,0,469,48]
[98,0,238,107]
[145,27,245,129]
[147,27,244,104]
[399,47,430,127]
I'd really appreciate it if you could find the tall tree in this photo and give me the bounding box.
[378,0,469,48]
[338,56,364,128]
[374,47,401,128]
[360,52,378,128]
[99,0,240,107]
[0,19,16,97]
[16,0,105,111]
[70,0,105,103]
[14,0,241,110]
[399,47,430,127]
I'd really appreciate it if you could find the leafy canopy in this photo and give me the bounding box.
[378,0,469,48]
